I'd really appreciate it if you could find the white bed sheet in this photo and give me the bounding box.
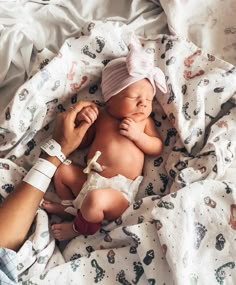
[160,0,236,66]
[0,1,236,284]
[0,0,168,113]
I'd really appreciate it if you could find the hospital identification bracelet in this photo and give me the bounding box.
[41,139,72,165]
[23,158,57,193]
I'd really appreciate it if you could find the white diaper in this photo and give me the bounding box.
[63,172,143,216]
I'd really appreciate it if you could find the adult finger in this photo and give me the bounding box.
[59,120,91,156]
[71,101,97,114]
[61,101,95,127]
[74,120,91,140]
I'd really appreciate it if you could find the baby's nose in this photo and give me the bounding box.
[138,98,147,107]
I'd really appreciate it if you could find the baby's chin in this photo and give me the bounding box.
[125,113,149,122]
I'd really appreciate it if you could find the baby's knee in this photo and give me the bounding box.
[82,189,100,208]
[80,190,105,222]
[53,164,68,184]
[82,189,116,211]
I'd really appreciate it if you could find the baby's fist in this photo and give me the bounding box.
[119,118,141,141]
[76,104,99,125]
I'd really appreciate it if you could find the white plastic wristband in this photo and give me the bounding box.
[33,158,57,178]
[23,169,51,193]
[41,139,71,165]
[23,158,57,193]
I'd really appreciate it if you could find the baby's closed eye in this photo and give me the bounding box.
[125,95,138,100]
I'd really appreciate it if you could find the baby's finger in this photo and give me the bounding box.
[83,108,98,123]
[63,101,96,128]
[77,113,91,124]
[123,117,133,123]
[119,122,129,130]
[90,104,99,116]
[71,100,96,114]
[119,129,129,137]
[88,108,98,121]
[122,118,133,126]
[83,114,93,124]
[121,118,131,124]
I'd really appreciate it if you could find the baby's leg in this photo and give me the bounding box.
[53,163,87,199]
[81,188,129,222]
[51,188,129,240]
[42,163,87,217]
[52,223,78,240]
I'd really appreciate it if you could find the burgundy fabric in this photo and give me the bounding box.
[73,211,101,235]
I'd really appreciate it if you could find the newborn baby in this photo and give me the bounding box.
[42,42,167,240]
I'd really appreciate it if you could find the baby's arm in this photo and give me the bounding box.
[75,104,98,148]
[120,117,163,155]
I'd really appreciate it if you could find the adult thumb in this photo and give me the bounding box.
[75,121,91,142]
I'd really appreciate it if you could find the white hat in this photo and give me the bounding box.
[101,43,167,102]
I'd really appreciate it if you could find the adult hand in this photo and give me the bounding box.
[75,105,99,125]
[52,101,97,156]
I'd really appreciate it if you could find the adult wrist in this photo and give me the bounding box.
[40,153,62,167]
[23,158,57,193]
[59,143,72,158]
[41,139,72,165]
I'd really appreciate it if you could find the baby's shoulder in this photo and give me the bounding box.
[97,107,108,120]
[144,116,160,137]
[96,107,111,126]
[143,116,155,131]
[98,106,107,116]
[144,116,153,127]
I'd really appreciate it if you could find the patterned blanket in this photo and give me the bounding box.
[0,21,236,284]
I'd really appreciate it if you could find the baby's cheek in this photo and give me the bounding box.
[147,107,152,116]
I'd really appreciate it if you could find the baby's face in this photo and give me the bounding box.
[106,79,154,122]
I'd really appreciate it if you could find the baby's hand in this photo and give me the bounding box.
[76,105,99,125]
[119,118,141,141]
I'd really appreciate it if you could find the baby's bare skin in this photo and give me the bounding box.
[88,109,146,180]
[43,79,163,240]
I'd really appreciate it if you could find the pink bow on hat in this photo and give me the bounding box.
[101,39,167,102]
[126,42,167,94]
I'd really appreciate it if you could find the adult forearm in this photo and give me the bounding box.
[0,183,45,250]
[0,156,61,251]
[0,101,94,251]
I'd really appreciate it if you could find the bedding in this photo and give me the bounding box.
[159,0,236,66]
[0,1,236,284]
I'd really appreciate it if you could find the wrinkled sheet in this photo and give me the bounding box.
[159,0,236,66]
[0,0,168,113]
[0,1,236,285]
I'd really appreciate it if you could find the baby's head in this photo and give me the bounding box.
[101,43,167,121]
[103,70,155,122]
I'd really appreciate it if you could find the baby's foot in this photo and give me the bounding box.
[52,223,79,241]
[41,200,73,220]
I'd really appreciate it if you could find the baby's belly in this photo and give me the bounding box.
[88,146,144,180]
